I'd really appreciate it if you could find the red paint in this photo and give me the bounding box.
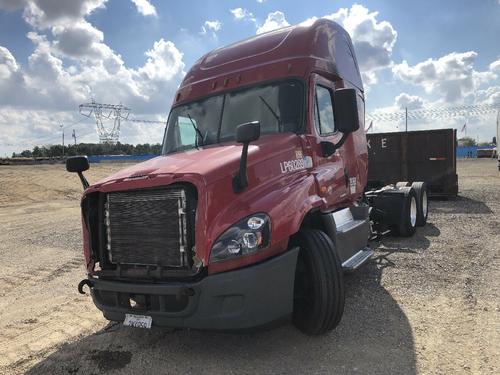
[80,19,368,275]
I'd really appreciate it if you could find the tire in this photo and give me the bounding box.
[393,187,418,237]
[411,181,428,226]
[396,181,410,188]
[292,229,345,335]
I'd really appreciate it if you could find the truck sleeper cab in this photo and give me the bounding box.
[69,19,428,335]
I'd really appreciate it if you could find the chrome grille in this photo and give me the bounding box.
[105,188,188,267]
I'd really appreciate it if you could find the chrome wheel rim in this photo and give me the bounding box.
[422,191,428,218]
[410,196,417,227]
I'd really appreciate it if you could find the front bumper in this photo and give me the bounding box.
[87,247,299,330]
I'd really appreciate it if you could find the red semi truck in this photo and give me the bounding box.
[68,19,428,335]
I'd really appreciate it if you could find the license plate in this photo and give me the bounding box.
[123,313,152,329]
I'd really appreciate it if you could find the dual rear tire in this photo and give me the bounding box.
[394,181,428,236]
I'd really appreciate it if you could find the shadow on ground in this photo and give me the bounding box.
[24,247,420,375]
[431,195,493,214]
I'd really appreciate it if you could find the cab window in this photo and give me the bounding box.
[314,85,336,135]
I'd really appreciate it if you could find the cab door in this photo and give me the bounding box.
[308,74,350,210]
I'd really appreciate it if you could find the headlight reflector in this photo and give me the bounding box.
[210,214,270,263]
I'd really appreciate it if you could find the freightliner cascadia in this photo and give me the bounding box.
[68,19,429,335]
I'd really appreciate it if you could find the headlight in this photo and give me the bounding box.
[210,213,271,263]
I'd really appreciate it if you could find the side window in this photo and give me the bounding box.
[314,85,335,135]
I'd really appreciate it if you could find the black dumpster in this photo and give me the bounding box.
[367,129,458,197]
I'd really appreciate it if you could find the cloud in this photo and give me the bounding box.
[230,7,256,22]
[278,5,397,86]
[393,51,497,103]
[256,11,290,34]
[138,38,185,82]
[394,93,425,110]
[0,0,186,153]
[490,58,500,72]
[475,85,500,105]
[130,0,157,17]
[324,5,397,85]
[51,21,104,58]
[22,0,107,28]
[0,0,28,11]
[200,20,222,36]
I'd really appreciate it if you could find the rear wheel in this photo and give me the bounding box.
[292,229,345,335]
[393,187,418,237]
[411,181,428,226]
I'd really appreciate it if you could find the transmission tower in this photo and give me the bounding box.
[79,99,131,144]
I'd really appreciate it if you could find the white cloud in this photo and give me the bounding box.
[51,21,104,59]
[0,0,186,154]
[489,58,500,72]
[394,93,425,110]
[256,11,290,34]
[324,5,397,85]
[138,38,184,82]
[130,0,157,17]
[22,0,107,28]
[281,5,397,86]
[393,51,497,103]
[476,85,500,105]
[230,7,256,23]
[200,20,221,36]
[0,0,27,11]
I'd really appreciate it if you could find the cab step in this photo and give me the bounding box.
[341,247,373,272]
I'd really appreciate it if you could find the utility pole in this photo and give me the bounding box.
[60,124,65,158]
[405,107,408,132]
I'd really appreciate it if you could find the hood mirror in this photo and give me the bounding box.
[66,156,90,190]
[233,121,260,193]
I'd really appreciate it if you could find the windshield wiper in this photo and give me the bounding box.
[259,95,281,131]
[187,113,204,149]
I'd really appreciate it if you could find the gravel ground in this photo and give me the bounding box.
[0,159,498,375]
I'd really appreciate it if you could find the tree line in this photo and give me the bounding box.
[12,143,162,158]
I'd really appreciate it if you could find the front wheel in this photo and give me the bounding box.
[292,229,345,335]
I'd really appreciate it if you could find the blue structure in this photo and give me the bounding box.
[87,154,159,163]
[456,145,495,158]
[85,146,495,163]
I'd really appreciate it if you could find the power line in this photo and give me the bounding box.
[367,102,500,122]
[125,118,167,125]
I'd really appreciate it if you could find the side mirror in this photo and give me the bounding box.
[333,88,360,134]
[66,156,90,190]
[66,156,89,173]
[233,121,260,193]
[236,121,260,143]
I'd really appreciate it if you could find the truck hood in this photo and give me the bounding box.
[94,143,247,186]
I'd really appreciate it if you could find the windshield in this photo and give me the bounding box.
[162,80,303,155]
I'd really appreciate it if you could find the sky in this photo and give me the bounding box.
[0,0,499,156]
